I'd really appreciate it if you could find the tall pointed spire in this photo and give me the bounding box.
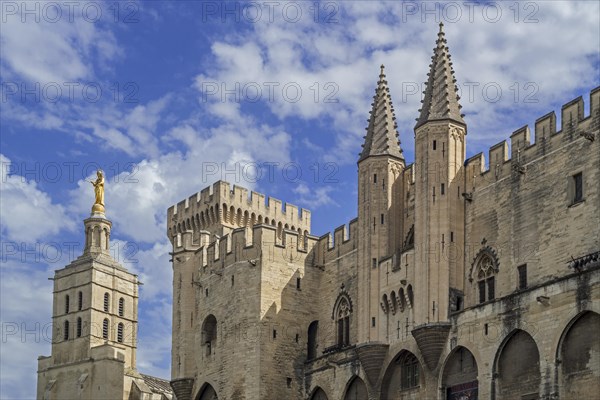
[359,64,404,162]
[415,22,465,130]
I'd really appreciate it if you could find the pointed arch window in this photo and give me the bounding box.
[65,295,70,314]
[401,352,420,389]
[477,254,496,303]
[336,297,351,347]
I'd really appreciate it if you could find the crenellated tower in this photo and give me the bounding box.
[411,22,467,370]
[357,65,406,343]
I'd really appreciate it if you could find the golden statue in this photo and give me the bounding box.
[90,170,105,214]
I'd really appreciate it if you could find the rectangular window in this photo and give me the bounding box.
[382,178,385,190]
[433,140,437,150]
[373,174,377,184]
[450,232,454,242]
[231,275,235,286]
[441,183,445,195]
[372,317,376,327]
[478,281,486,304]
[381,214,384,224]
[296,277,301,290]
[372,258,377,268]
[273,329,277,339]
[518,264,527,290]
[573,172,583,203]
[487,277,495,301]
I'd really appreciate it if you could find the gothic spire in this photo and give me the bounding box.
[359,64,404,163]
[415,22,465,130]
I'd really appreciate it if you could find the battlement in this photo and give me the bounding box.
[167,181,311,243]
[312,218,358,267]
[465,86,599,187]
[172,224,318,272]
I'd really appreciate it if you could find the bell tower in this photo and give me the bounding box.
[411,23,467,370]
[37,175,145,400]
[357,65,406,342]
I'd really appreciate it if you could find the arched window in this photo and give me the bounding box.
[103,292,110,312]
[117,323,124,343]
[407,285,414,308]
[401,352,420,389]
[78,291,83,310]
[118,297,124,317]
[76,317,82,338]
[336,297,351,347]
[381,294,389,313]
[63,320,69,341]
[102,318,109,339]
[398,288,406,312]
[202,315,217,356]
[477,254,496,303]
[65,295,70,314]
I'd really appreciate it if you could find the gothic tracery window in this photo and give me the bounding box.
[336,297,351,347]
[477,255,496,303]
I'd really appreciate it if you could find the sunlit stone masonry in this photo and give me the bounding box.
[167,24,600,400]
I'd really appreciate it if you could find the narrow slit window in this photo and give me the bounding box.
[63,320,69,341]
[433,140,437,150]
[573,172,583,203]
[518,264,527,290]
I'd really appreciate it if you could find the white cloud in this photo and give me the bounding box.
[0,261,54,400]
[0,154,76,242]
[292,182,337,209]
[0,2,122,84]
[192,1,600,163]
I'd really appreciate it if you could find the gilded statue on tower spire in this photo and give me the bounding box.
[90,169,105,215]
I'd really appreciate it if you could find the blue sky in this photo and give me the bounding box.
[1,1,599,398]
